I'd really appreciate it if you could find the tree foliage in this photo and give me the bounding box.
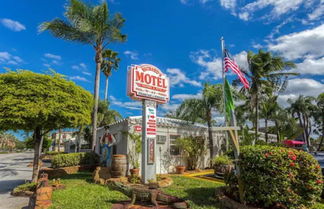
[0,70,93,182]
[0,70,93,131]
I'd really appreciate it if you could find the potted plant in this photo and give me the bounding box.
[175,136,206,171]
[176,165,186,174]
[212,155,234,178]
[127,132,141,176]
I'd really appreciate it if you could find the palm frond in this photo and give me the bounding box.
[40,19,94,44]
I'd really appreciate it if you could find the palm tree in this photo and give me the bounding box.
[288,96,316,146]
[236,50,296,142]
[101,49,120,101]
[315,93,324,150]
[40,0,126,151]
[260,96,278,142]
[270,106,302,142]
[176,84,223,165]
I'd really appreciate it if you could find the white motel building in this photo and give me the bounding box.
[95,116,236,174]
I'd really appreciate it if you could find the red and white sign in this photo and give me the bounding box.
[146,106,156,135]
[127,64,170,104]
[133,125,142,132]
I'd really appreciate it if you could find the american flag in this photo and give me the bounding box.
[224,50,250,89]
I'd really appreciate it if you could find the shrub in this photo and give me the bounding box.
[175,136,206,170]
[213,155,233,167]
[12,182,36,193]
[45,151,64,155]
[226,145,322,208]
[52,152,99,168]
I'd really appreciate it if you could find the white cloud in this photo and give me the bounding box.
[190,50,222,80]
[268,24,324,60]
[172,92,202,101]
[124,50,138,60]
[0,51,23,65]
[219,0,321,24]
[294,57,324,75]
[0,18,26,32]
[278,78,324,106]
[238,12,249,21]
[200,0,212,4]
[242,0,304,19]
[166,68,201,87]
[220,0,236,13]
[72,63,87,70]
[308,1,324,21]
[180,0,189,4]
[190,50,248,80]
[160,103,180,113]
[82,71,92,76]
[110,96,141,110]
[70,76,90,82]
[44,53,61,60]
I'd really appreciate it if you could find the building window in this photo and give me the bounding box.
[157,135,166,144]
[170,135,180,155]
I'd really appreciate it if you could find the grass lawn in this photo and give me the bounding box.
[50,172,222,209]
[50,172,324,209]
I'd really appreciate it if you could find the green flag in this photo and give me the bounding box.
[224,78,235,121]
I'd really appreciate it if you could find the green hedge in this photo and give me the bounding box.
[52,152,99,168]
[226,145,323,208]
[45,151,64,155]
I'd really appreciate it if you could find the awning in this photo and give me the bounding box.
[283,140,305,146]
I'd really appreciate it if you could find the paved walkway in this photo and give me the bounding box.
[0,152,33,209]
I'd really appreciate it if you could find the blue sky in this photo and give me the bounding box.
[0,0,323,123]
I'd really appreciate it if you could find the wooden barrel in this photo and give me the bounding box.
[111,154,127,178]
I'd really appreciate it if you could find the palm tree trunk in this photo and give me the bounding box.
[275,120,280,142]
[207,111,214,167]
[318,112,324,151]
[32,127,44,183]
[265,117,268,143]
[92,45,103,152]
[254,93,259,144]
[104,76,109,101]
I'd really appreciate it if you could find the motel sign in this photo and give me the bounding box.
[127,64,170,183]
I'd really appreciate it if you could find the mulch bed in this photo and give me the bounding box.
[112,200,188,209]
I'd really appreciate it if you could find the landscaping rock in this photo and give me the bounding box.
[157,176,173,188]
[92,166,111,185]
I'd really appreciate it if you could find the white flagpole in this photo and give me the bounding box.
[220,37,227,126]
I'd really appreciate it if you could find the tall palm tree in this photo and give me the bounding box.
[260,95,279,142]
[237,50,296,142]
[176,84,223,165]
[315,93,324,151]
[101,49,120,101]
[288,96,316,146]
[40,0,126,151]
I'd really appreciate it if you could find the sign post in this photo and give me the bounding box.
[127,64,169,183]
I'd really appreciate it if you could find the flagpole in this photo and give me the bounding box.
[220,37,227,125]
[221,37,229,151]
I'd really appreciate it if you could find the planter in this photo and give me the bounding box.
[176,166,186,174]
[214,164,234,177]
[130,168,140,176]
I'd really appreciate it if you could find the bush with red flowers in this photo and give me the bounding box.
[225,145,322,209]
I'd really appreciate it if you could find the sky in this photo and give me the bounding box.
[0,0,323,126]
